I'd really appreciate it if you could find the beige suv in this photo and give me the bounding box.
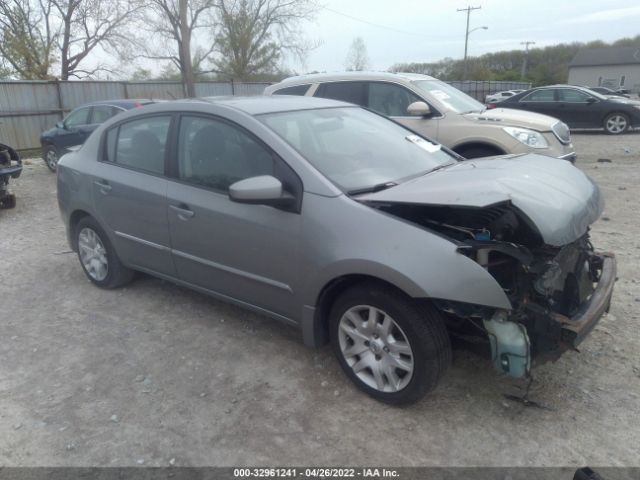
[264,72,576,161]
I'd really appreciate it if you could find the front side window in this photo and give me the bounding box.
[315,82,366,106]
[558,89,593,103]
[521,89,556,102]
[260,107,454,193]
[273,84,310,96]
[64,108,91,127]
[367,82,422,117]
[105,116,171,175]
[177,116,276,192]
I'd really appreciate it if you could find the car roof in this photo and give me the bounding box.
[271,71,438,87]
[135,95,356,116]
[76,99,155,109]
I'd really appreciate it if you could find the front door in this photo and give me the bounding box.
[166,114,302,319]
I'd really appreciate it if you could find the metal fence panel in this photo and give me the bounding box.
[0,81,59,112]
[125,82,186,100]
[0,112,60,151]
[59,82,125,111]
[231,82,269,96]
[448,80,531,101]
[194,82,234,97]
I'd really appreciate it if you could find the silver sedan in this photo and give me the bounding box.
[57,96,615,404]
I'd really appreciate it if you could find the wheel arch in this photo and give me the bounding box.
[452,141,506,157]
[68,209,92,250]
[304,273,426,348]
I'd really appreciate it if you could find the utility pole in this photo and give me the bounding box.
[457,5,482,81]
[520,41,536,80]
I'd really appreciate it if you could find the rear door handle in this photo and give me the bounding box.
[170,203,195,219]
[94,180,112,193]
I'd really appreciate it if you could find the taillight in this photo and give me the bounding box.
[134,101,143,108]
[486,103,497,109]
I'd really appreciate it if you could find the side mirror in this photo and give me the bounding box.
[229,175,295,208]
[586,97,597,104]
[56,121,65,129]
[406,101,431,117]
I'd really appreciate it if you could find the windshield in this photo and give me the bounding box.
[412,80,486,113]
[259,107,455,192]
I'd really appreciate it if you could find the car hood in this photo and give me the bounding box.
[358,154,604,247]
[464,108,560,131]
[608,97,640,106]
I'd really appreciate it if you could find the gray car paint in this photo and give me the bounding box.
[57,96,597,348]
[358,154,604,247]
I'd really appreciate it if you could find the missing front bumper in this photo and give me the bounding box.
[554,253,616,348]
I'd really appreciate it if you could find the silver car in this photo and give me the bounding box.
[57,96,616,404]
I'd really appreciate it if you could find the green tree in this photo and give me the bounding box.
[0,0,57,79]
[213,0,318,80]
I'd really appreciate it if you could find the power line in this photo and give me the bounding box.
[321,6,449,39]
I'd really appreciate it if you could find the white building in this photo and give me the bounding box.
[568,46,640,93]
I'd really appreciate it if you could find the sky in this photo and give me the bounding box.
[290,0,640,73]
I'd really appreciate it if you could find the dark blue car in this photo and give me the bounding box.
[40,99,154,172]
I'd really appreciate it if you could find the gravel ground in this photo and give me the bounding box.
[1,132,639,467]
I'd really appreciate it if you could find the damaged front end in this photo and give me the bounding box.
[370,200,616,379]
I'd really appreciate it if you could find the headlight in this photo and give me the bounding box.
[503,127,549,149]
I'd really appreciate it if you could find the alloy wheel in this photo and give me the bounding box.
[78,227,109,281]
[46,149,59,170]
[606,115,628,134]
[338,305,414,392]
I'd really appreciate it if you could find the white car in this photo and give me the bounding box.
[485,90,525,104]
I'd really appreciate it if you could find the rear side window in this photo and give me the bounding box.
[521,89,556,102]
[315,82,366,106]
[273,84,310,96]
[104,116,171,175]
[91,106,121,124]
[64,107,91,127]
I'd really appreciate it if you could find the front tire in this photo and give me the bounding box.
[329,283,451,405]
[604,112,629,135]
[43,145,60,172]
[76,217,134,289]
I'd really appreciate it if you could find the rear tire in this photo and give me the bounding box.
[603,112,629,135]
[329,282,451,405]
[76,216,134,289]
[43,145,60,172]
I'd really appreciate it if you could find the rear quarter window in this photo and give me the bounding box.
[272,84,310,96]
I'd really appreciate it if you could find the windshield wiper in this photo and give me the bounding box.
[348,181,397,196]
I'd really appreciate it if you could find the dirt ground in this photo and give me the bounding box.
[1,132,639,468]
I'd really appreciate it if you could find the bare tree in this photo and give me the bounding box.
[345,36,369,71]
[0,0,57,79]
[52,0,143,79]
[138,0,217,97]
[213,0,318,80]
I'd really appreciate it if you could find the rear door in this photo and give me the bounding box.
[166,114,303,319]
[91,114,175,276]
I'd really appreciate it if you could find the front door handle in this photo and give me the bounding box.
[94,180,112,193]
[170,203,195,219]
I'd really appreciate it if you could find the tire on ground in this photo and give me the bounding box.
[329,281,451,405]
